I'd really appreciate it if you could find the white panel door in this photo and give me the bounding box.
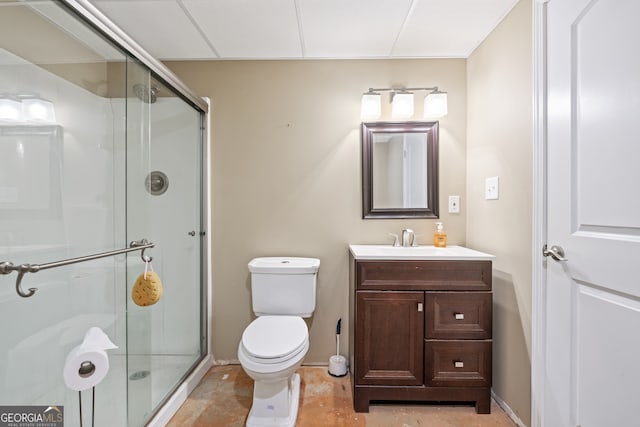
[544,0,640,426]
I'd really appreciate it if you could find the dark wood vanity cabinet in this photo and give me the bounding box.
[349,259,493,414]
[355,291,424,386]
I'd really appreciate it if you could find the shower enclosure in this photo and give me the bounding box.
[0,1,208,425]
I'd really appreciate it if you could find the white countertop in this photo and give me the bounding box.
[349,244,495,261]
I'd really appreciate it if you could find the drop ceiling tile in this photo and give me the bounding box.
[89,0,217,59]
[182,0,302,59]
[87,0,520,60]
[393,0,518,57]
[298,0,413,58]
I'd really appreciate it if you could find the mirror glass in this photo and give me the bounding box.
[362,122,439,219]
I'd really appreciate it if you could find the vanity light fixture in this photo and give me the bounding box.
[361,87,447,120]
[21,96,56,123]
[0,93,57,124]
[424,90,448,118]
[361,92,381,120]
[0,95,22,122]
[391,92,414,119]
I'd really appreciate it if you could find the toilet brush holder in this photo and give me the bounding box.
[329,318,348,377]
[328,354,348,377]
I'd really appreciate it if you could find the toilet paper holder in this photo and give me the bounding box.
[78,361,96,378]
[64,327,118,427]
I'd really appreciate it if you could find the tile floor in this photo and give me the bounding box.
[168,365,517,427]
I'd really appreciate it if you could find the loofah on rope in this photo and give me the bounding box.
[132,260,163,306]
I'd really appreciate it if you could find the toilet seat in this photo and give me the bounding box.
[241,315,308,363]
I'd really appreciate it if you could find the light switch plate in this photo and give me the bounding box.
[448,195,460,213]
[485,176,499,200]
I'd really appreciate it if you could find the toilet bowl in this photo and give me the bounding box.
[239,257,319,427]
[238,316,309,427]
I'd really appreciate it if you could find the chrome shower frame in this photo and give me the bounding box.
[60,0,208,113]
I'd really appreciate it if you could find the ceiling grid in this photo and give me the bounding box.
[88,0,519,60]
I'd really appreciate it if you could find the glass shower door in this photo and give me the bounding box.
[1,1,206,425]
[0,2,129,426]
[125,60,204,425]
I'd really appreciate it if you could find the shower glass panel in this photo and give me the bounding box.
[0,1,206,426]
[125,60,203,425]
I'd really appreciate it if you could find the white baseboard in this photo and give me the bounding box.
[215,360,342,367]
[491,390,528,427]
[215,360,345,367]
[214,359,239,365]
[148,354,215,427]
[302,361,330,367]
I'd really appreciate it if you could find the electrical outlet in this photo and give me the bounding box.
[448,195,460,213]
[485,176,499,200]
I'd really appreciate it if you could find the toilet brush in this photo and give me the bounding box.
[335,318,341,358]
[328,318,348,377]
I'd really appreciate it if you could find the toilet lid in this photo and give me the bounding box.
[242,316,308,359]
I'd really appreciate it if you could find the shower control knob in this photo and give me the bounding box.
[188,231,196,237]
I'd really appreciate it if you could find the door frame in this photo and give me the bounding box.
[531,1,549,426]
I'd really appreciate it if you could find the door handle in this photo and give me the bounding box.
[543,244,568,262]
[188,231,196,237]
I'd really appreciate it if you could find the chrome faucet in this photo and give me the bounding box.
[401,229,415,247]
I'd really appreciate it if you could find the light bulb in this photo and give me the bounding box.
[361,93,381,120]
[424,92,448,118]
[392,93,414,119]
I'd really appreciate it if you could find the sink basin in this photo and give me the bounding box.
[349,245,494,260]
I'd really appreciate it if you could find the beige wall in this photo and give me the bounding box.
[467,0,532,425]
[0,4,117,97]
[166,59,468,364]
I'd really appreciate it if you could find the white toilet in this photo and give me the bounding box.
[238,257,320,427]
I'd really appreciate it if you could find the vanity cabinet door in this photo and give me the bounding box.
[355,291,424,386]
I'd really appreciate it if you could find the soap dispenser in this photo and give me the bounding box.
[434,222,447,248]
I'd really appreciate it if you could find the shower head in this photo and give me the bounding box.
[132,83,159,104]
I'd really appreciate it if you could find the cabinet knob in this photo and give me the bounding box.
[418,303,423,312]
[454,361,464,368]
[454,313,465,320]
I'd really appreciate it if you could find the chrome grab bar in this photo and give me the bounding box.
[0,239,154,298]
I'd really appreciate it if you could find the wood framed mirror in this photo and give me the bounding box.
[361,121,439,219]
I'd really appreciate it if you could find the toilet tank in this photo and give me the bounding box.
[248,257,320,317]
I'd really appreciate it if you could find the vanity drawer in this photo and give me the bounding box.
[426,292,492,339]
[425,341,492,387]
[356,260,492,291]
